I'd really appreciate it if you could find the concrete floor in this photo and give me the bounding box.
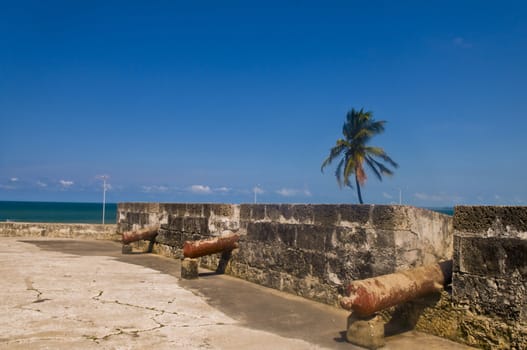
[0,238,476,349]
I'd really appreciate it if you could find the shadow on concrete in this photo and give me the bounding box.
[21,239,182,279]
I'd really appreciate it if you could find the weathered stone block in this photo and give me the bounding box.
[210,204,234,217]
[369,239,396,277]
[346,313,385,349]
[186,203,205,217]
[121,244,133,254]
[276,223,296,247]
[454,206,527,233]
[292,205,314,223]
[234,241,280,270]
[369,229,395,248]
[181,258,199,279]
[323,229,338,251]
[279,204,294,220]
[453,272,526,322]
[167,216,184,232]
[126,212,150,227]
[252,205,265,220]
[182,217,209,234]
[156,230,193,248]
[239,204,252,221]
[372,205,407,230]
[455,236,527,276]
[336,227,368,246]
[303,251,327,278]
[313,205,339,226]
[339,204,371,225]
[339,249,377,280]
[265,204,282,221]
[246,222,277,241]
[282,248,309,277]
[296,224,326,251]
[161,203,187,216]
[323,254,343,285]
[457,310,527,349]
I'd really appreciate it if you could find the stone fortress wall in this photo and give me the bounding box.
[118,203,526,349]
[118,203,452,304]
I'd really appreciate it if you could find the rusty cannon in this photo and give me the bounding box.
[181,234,240,279]
[340,260,452,317]
[183,234,240,259]
[121,225,160,245]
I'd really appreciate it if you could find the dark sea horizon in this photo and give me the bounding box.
[0,201,454,224]
[0,201,118,224]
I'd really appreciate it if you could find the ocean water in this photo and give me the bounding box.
[428,207,454,216]
[0,201,117,224]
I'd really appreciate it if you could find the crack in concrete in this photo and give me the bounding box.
[12,277,50,311]
[88,289,237,338]
[92,290,182,316]
[24,277,48,303]
[83,312,168,344]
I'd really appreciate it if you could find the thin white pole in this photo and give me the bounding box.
[102,177,107,225]
[97,175,109,225]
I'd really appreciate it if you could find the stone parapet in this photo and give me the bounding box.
[118,203,452,306]
[0,222,119,241]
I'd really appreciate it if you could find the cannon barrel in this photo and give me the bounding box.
[183,234,239,259]
[122,225,160,245]
[340,260,452,317]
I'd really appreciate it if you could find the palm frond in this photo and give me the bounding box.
[367,156,395,176]
[335,158,345,188]
[343,155,355,187]
[321,139,348,171]
[364,157,383,181]
[365,146,399,168]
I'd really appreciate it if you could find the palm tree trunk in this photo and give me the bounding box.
[355,176,364,204]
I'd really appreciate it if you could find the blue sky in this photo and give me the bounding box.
[1,1,526,206]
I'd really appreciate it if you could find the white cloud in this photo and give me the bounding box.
[414,192,462,203]
[514,197,525,204]
[382,192,393,199]
[37,181,47,188]
[276,188,297,197]
[190,185,212,194]
[215,186,231,193]
[453,37,472,48]
[415,192,448,201]
[10,177,19,182]
[59,180,74,188]
[141,185,170,193]
[276,187,312,197]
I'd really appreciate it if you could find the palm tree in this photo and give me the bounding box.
[321,108,398,204]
